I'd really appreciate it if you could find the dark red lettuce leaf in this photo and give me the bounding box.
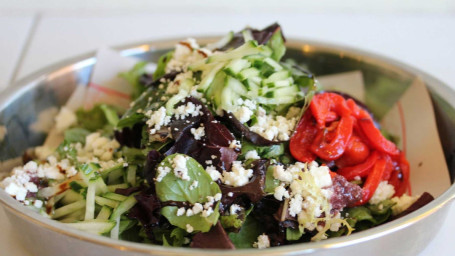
[220,160,267,204]
[114,122,144,148]
[127,192,162,239]
[190,221,235,249]
[221,111,280,146]
[115,186,141,196]
[218,23,284,51]
[144,150,163,185]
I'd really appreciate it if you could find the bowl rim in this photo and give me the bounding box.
[1,36,455,255]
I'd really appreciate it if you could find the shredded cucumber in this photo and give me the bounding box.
[66,220,116,235]
[107,183,129,192]
[103,192,128,202]
[95,196,119,208]
[96,206,112,220]
[53,200,86,219]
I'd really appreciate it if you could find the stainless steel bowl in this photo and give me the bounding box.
[1,38,454,256]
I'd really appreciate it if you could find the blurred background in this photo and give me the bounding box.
[0,0,454,255]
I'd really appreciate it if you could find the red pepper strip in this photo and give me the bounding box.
[335,134,370,168]
[358,158,388,205]
[289,111,318,162]
[337,151,379,181]
[358,118,400,156]
[310,93,333,128]
[347,99,371,120]
[325,111,338,123]
[310,114,354,161]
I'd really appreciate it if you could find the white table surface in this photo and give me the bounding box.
[0,12,454,255]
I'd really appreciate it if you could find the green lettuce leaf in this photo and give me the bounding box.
[153,51,174,79]
[155,154,221,232]
[266,27,286,61]
[64,128,90,144]
[228,215,264,248]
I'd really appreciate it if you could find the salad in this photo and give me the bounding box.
[0,24,434,249]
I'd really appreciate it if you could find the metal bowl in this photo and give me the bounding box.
[0,37,454,256]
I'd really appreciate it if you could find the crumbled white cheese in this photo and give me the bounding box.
[54,107,77,133]
[156,166,171,182]
[369,181,395,205]
[308,162,333,188]
[273,165,293,183]
[214,193,222,201]
[166,38,211,74]
[222,161,253,187]
[205,165,222,181]
[172,155,190,180]
[289,194,303,217]
[192,203,203,214]
[202,207,214,217]
[245,150,260,160]
[230,204,242,215]
[186,224,194,233]
[274,185,290,201]
[391,194,418,215]
[189,180,199,190]
[145,107,171,133]
[176,207,186,216]
[79,132,121,162]
[227,192,234,197]
[286,106,301,119]
[1,161,39,201]
[174,102,202,120]
[249,107,297,141]
[190,126,205,140]
[229,140,241,149]
[234,106,254,124]
[186,209,194,216]
[253,234,270,249]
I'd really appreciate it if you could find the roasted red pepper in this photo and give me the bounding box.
[358,118,400,156]
[358,157,388,204]
[289,111,318,162]
[337,151,379,181]
[290,92,410,206]
[335,135,370,168]
[310,115,353,160]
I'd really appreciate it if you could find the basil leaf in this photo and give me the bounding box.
[345,206,376,227]
[240,141,285,160]
[64,128,90,144]
[161,203,220,233]
[368,199,396,215]
[228,215,264,248]
[155,154,221,204]
[156,154,221,232]
[119,61,147,100]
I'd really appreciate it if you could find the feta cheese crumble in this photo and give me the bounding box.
[245,150,260,160]
[230,204,242,215]
[156,166,171,182]
[186,224,194,233]
[145,107,171,133]
[391,194,418,215]
[249,107,297,141]
[205,165,222,181]
[190,126,205,140]
[369,181,395,205]
[172,155,190,180]
[174,102,202,120]
[253,234,270,249]
[222,161,253,187]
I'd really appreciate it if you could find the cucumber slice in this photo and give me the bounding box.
[196,63,224,91]
[110,194,137,221]
[206,41,271,63]
[264,70,292,83]
[96,206,112,220]
[242,30,254,42]
[110,216,121,239]
[223,59,251,76]
[205,31,234,50]
[95,196,119,208]
[100,163,124,179]
[107,168,123,185]
[107,183,129,192]
[52,200,86,219]
[85,181,96,220]
[103,192,128,202]
[238,67,260,81]
[61,189,84,205]
[126,165,137,187]
[66,220,116,235]
[79,163,101,185]
[205,71,226,104]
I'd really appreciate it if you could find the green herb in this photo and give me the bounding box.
[228,215,264,248]
[155,154,222,232]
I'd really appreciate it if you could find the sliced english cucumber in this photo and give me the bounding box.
[96,206,112,220]
[107,183,129,192]
[103,192,128,202]
[52,200,86,219]
[66,220,116,235]
[95,196,119,208]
